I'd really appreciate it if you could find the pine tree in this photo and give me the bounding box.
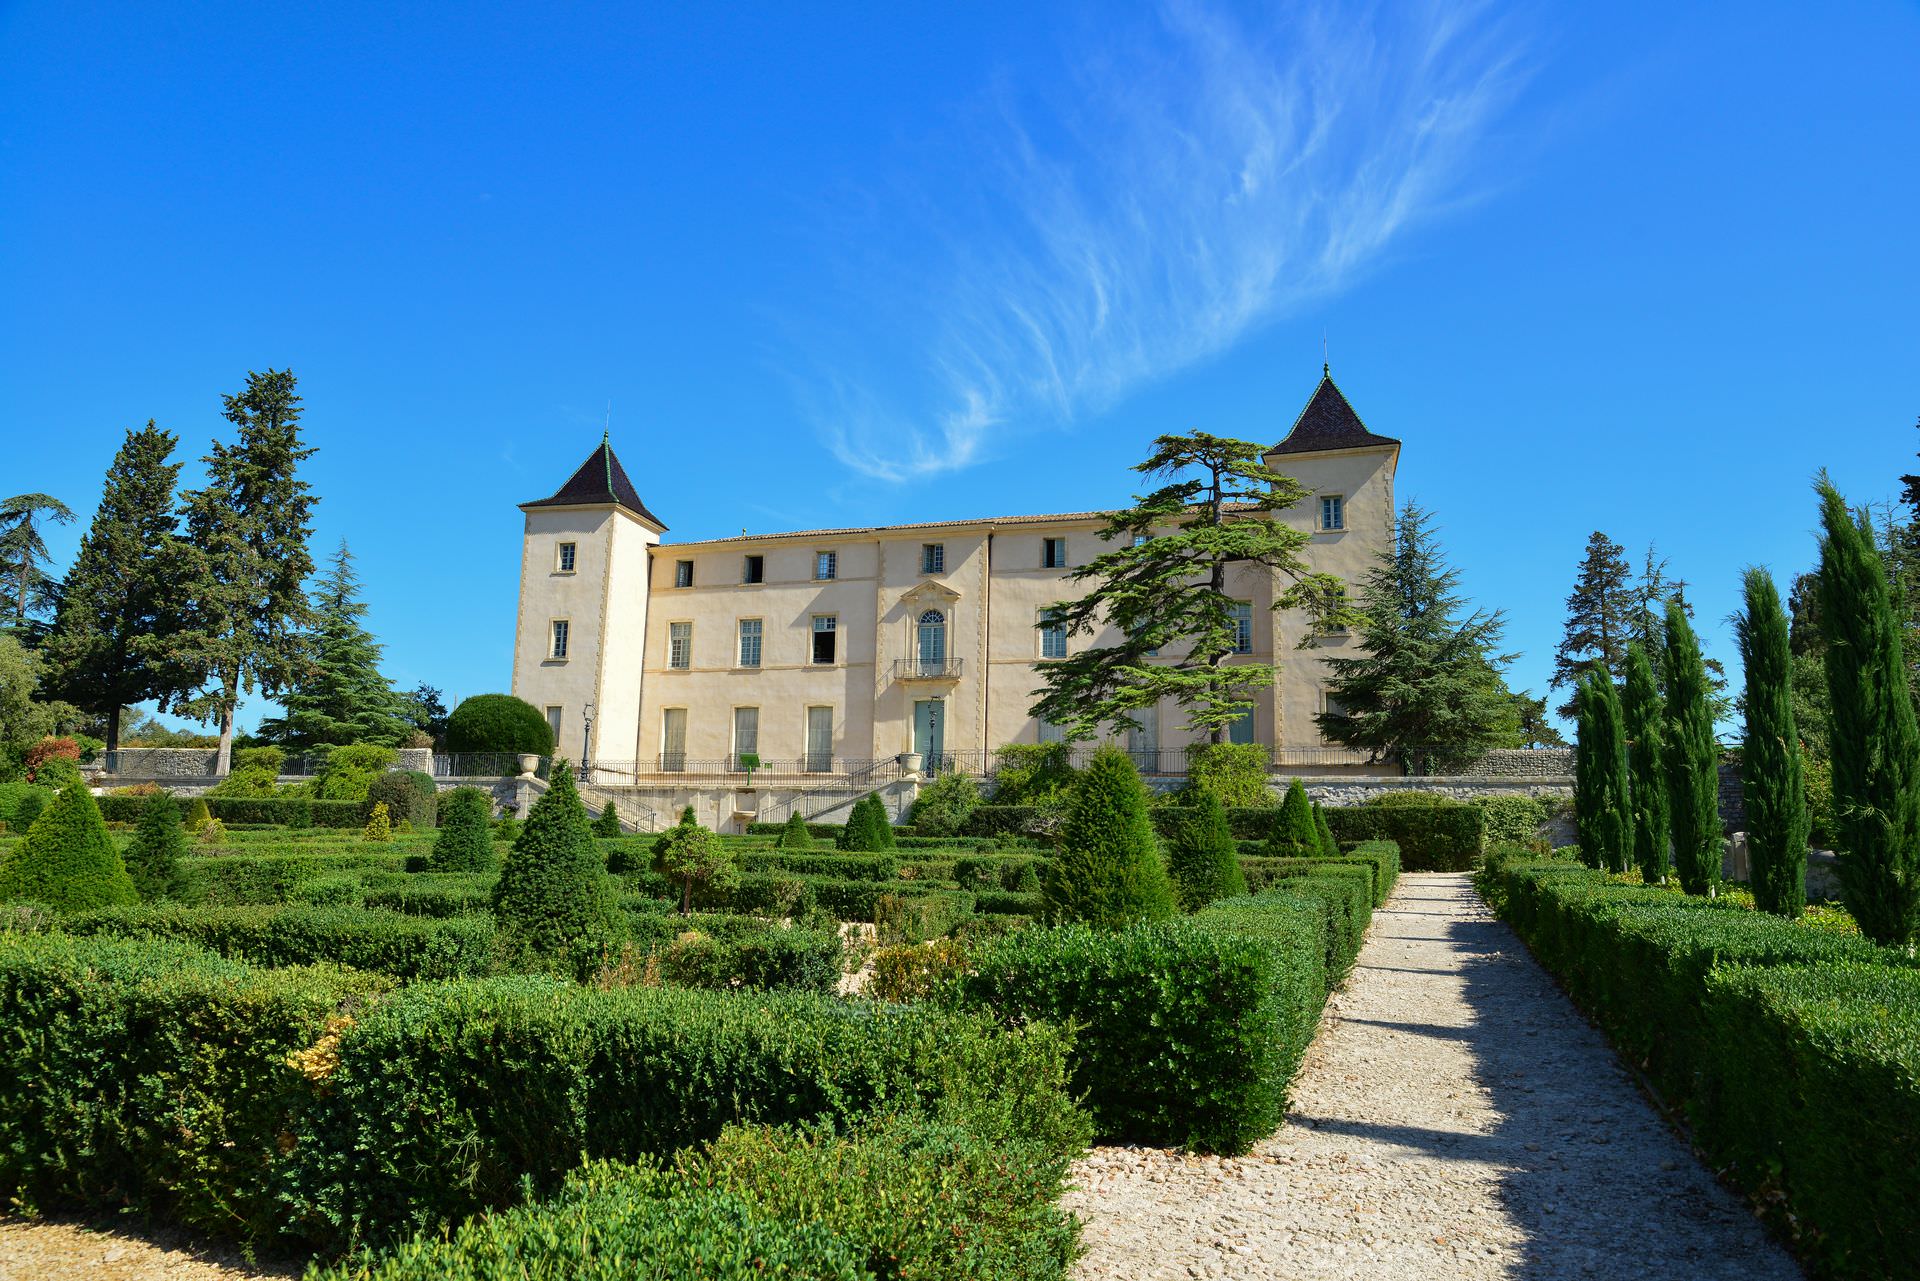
[1164,790,1245,911]
[1317,503,1517,772]
[1040,744,1176,927]
[1622,643,1670,884]
[1313,802,1339,858]
[775,812,813,849]
[1815,481,1920,946]
[257,541,415,747]
[174,369,318,774]
[1662,604,1722,896]
[0,493,76,635]
[592,802,621,837]
[1265,778,1320,858]
[1030,432,1349,743]
[40,425,199,755]
[123,792,190,900]
[492,761,620,960]
[0,781,136,910]
[1551,532,1633,717]
[1737,568,1809,917]
[430,786,496,873]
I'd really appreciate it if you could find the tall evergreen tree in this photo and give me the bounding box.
[1662,604,1722,896]
[1736,568,1809,917]
[1622,643,1670,884]
[0,492,76,635]
[1550,532,1633,717]
[174,369,317,774]
[1316,503,1517,773]
[1577,669,1631,873]
[1815,480,1920,946]
[257,541,415,747]
[1040,744,1176,928]
[1030,432,1349,743]
[41,423,199,753]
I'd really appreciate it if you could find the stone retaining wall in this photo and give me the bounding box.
[1281,774,1573,807]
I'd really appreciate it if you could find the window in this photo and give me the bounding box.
[743,554,764,584]
[732,707,759,770]
[1132,533,1150,547]
[1042,537,1067,569]
[674,559,694,588]
[668,621,692,669]
[812,615,837,664]
[921,543,945,574]
[1320,495,1344,531]
[1039,609,1067,660]
[806,706,834,772]
[916,609,947,673]
[545,705,563,745]
[556,542,576,573]
[549,619,570,660]
[814,550,837,580]
[661,708,687,771]
[1230,602,1253,655]
[737,618,762,668]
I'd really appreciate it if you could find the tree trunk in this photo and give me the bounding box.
[681,877,691,915]
[104,704,121,756]
[216,694,237,776]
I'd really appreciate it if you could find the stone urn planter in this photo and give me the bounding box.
[516,753,540,778]
[898,752,924,775]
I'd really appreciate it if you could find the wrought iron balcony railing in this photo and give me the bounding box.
[893,656,964,681]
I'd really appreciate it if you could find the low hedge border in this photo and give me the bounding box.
[178,852,412,906]
[1324,805,1483,871]
[97,795,373,828]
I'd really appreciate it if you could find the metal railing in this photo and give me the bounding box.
[433,752,551,778]
[582,757,904,787]
[893,657,964,681]
[769,756,910,822]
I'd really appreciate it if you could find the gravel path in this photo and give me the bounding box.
[1064,872,1804,1280]
[0,1215,291,1280]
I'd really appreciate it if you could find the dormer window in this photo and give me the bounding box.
[1320,496,1345,531]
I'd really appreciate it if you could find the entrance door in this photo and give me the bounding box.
[913,698,945,770]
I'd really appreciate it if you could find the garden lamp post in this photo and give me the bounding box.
[581,700,595,780]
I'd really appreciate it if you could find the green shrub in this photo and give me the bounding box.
[1362,789,1450,807]
[1264,780,1319,858]
[362,801,392,842]
[123,791,190,900]
[184,796,210,833]
[0,782,136,911]
[492,762,620,969]
[988,743,1077,805]
[1246,866,1373,976]
[592,801,622,837]
[655,821,740,914]
[315,744,399,802]
[1040,746,1174,929]
[774,812,813,848]
[650,927,844,993]
[961,805,1052,838]
[838,794,897,852]
[1473,794,1548,847]
[874,891,974,944]
[1326,803,1484,871]
[741,850,896,881]
[368,770,437,831]
[205,746,283,798]
[906,771,981,837]
[1163,790,1246,912]
[1312,802,1337,858]
[1241,844,1399,908]
[1182,742,1273,808]
[429,786,496,873]
[0,782,54,833]
[176,851,409,905]
[59,903,495,980]
[445,693,555,756]
[362,874,492,917]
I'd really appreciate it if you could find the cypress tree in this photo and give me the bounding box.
[1737,567,1809,917]
[592,802,622,837]
[0,782,136,910]
[1572,674,1601,868]
[776,812,813,849]
[257,541,417,747]
[1040,744,1176,928]
[1165,789,1246,911]
[1586,669,1632,873]
[491,761,620,963]
[1313,802,1339,858]
[1662,603,1723,896]
[430,786,496,873]
[1265,779,1320,858]
[1622,643,1670,884]
[1815,481,1920,946]
[41,424,199,754]
[123,792,190,900]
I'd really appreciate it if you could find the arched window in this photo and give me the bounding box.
[916,608,948,672]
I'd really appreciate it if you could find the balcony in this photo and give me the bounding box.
[893,656,964,682]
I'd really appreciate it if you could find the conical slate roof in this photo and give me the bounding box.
[1270,369,1399,455]
[523,436,666,529]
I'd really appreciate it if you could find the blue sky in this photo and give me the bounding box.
[3,1,1917,734]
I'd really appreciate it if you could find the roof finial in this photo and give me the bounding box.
[1322,330,1329,377]
[602,399,612,446]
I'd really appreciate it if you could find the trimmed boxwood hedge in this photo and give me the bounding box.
[97,794,371,829]
[177,851,412,905]
[739,851,899,881]
[1325,804,1483,871]
[1238,842,1399,906]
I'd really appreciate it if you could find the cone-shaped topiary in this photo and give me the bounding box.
[123,792,189,900]
[592,802,621,837]
[1622,643,1670,884]
[1661,605,1722,896]
[839,794,896,852]
[1265,779,1320,858]
[1040,744,1176,928]
[198,816,227,847]
[430,786,496,873]
[492,761,620,964]
[1164,789,1246,912]
[775,811,813,849]
[1313,802,1339,858]
[0,781,136,910]
[1737,568,1809,917]
[363,801,392,843]
[184,796,210,833]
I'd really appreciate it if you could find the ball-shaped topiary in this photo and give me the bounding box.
[430,786,497,872]
[491,761,620,965]
[0,781,137,910]
[446,694,556,757]
[1040,744,1176,928]
[1165,789,1247,912]
[368,769,438,830]
[1265,779,1320,858]
[124,792,191,900]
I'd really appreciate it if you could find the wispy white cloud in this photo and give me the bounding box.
[791,0,1531,482]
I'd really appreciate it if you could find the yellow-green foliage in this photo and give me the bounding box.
[184,797,211,832]
[364,802,392,843]
[198,816,228,847]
